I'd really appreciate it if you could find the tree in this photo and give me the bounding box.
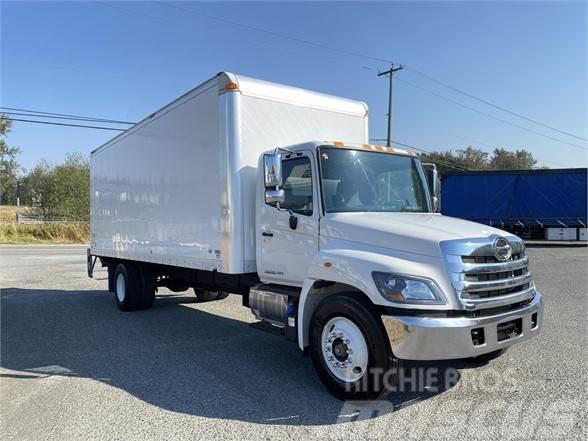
[20,160,60,219]
[458,146,489,170]
[420,145,537,173]
[20,152,90,221]
[420,146,489,174]
[0,115,22,205]
[490,148,537,170]
[53,152,90,221]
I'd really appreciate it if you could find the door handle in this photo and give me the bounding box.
[262,231,274,237]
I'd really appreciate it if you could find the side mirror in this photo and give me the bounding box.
[422,163,441,212]
[265,189,285,205]
[431,168,440,212]
[264,153,282,188]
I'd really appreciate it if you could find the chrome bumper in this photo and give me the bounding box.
[381,292,543,360]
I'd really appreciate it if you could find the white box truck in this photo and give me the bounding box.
[89,72,543,399]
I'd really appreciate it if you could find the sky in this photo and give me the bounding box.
[1,0,587,171]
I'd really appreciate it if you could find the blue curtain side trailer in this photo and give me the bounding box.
[440,168,588,239]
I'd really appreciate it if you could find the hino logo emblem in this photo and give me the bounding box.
[492,237,512,261]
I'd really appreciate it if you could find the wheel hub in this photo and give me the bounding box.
[321,317,368,383]
[332,338,349,361]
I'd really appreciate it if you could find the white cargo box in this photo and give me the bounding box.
[544,227,577,241]
[90,72,368,274]
[579,228,587,241]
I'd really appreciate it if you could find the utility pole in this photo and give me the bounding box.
[378,64,404,147]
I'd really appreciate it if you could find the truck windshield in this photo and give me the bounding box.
[318,147,431,213]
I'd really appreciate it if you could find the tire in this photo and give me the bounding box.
[107,264,116,292]
[309,294,400,400]
[114,263,142,311]
[138,266,155,310]
[193,289,228,302]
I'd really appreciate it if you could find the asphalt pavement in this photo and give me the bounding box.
[1,245,586,440]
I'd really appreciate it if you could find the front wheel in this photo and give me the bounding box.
[310,294,400,400]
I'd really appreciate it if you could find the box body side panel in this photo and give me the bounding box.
[90,83,224,270]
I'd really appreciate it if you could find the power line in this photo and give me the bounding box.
[153,1,584,147]
[6,118,126,131]
[405,66,587,142]
[396,77,587,151]
[0,111,135,126]
[0,106,134,125]
[99,1,585,157]
[154,1,392,65]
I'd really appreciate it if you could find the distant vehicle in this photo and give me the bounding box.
[88,72,543,400]
[440,168,587,240]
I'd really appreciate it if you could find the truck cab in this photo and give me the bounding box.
[252,140,543,399]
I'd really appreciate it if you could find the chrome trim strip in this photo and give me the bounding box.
[461,256,529,274]
[461,287,536,309]
[440,235,525,257]
[461,272,533,293]
[461,272,533,292]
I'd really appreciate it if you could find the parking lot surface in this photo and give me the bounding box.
[1,245,586,440]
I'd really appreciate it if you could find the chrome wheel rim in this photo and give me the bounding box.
[321,316,368,383]
[116,273,126,303]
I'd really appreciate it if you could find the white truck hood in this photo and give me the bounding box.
[321,212,510,257]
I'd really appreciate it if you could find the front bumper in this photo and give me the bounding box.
[381,291,543,360]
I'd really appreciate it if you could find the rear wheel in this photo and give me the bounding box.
[114,262,155,311]
[138,266,155,310]
[310,294,399,400]
[114,263,142,311]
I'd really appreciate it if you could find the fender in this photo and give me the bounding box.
[296,241,453,350]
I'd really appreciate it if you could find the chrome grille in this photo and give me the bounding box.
[441,236,536,310]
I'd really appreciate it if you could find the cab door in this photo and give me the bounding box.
[258,152,319,286]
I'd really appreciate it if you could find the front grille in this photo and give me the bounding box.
[462,252,524,265]
[442,237,535,310]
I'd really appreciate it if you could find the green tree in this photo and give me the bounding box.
[20,152,90,221]
[490,148,537,169]
[0,115,22,205]
[420,146,489,174]
[20,160,60,219]
[420,146,537,173]
[53,152,90,221]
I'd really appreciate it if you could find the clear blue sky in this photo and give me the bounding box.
[2,1,586,170]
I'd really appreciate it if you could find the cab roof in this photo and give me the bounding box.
[275,141,418,158]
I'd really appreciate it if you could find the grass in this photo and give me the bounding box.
[0,205,28,223]
[0,222,90,244]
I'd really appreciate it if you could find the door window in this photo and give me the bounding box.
[280,157,313,215]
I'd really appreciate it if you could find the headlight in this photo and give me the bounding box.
[372,272,446,304]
